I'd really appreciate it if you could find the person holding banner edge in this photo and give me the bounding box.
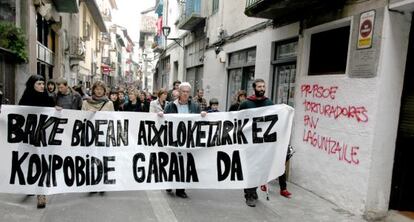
[160,82,207,198]
[18,74,56,208]
[81,80,114,196]
[238,78,274,207]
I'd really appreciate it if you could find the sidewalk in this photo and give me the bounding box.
[0,180,399,222]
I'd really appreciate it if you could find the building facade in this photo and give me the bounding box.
[152,0,414,218]
[1,0,79,103]
[139,11,157,92]
[77,0,107,89]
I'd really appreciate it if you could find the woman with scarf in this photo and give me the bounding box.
[149,88,168,113]
[81,81,113,195]
[81,81,114,112]
[19,74,55,209]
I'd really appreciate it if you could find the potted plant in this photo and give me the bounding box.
[0,22,28,63]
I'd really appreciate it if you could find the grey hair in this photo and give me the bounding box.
[178,82,192,90]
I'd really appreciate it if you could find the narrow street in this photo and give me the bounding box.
[1,0,414,220]
[0,181,365,222]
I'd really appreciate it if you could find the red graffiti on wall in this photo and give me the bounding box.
[302,129,360,165]
[303,100,368,123]
[304,115,319,129]
[301,84,339,100]
[300,83,366,166]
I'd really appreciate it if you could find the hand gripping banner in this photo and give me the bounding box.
[0,104,294,195]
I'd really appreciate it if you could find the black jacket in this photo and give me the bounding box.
[238,95,273,110]
[164,99,201,114]
[19,91,55,107]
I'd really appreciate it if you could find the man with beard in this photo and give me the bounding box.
[238,78,273,207]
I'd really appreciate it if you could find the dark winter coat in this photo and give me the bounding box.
[19,75,55,108]
[138,99,150,112]
[123,101,141,112]
[238,95,273,111]
[229,102,241,111]
[55,88,83,110]
[164,99,201,114]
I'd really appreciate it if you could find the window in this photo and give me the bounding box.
[308,25,350,75]
[0,0,16,22]
[186,37,206,67]
[83,22,91,40]
[212,0,219,14]
[272,39,298,107]
[161,56,170,89]
[36,13,55,80]
[227,48,256,109]
[229,47,255,67]
[186,66,203,96]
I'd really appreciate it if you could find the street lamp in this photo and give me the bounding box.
[162,26,171,38]
[162,26,171,49]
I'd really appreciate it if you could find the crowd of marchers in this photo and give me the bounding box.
[10,74,292,209]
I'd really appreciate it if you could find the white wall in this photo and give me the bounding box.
[290,7,412,217]
[364,9,411,219]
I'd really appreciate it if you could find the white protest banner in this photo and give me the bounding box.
[0,104,294,195]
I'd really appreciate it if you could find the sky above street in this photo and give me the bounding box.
[112,0,155,42]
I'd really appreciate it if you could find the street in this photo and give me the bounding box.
[2,0,414,219]
[0,181,365,222]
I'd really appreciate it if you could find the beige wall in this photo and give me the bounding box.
[79,3,102,79]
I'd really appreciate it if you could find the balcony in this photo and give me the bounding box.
[52,0,79,13]
[101,57,111,65]
[101,8,112,22]
[178,0,205,31]
[36,42,54,65]
[245,0,345,25]
[155,0,163,16]
[69,37,86,61]
[101,33,111,43]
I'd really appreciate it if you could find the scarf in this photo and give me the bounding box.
[247,95,268,101]
[87,95,109,104]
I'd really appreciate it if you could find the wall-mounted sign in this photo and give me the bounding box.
[357,10,375,49]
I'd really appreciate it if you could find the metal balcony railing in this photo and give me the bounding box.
[36,42,54,65]
[69,37,86,60]
[101,57,111,65]
[245,0,264,9]
[181,0,201,21]
[178,0,205,30]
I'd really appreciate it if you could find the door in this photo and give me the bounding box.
[186,66,203,97]
[273,64,296,107]
[389,15,414,211]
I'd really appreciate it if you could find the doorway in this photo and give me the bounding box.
[389,15,414,212]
